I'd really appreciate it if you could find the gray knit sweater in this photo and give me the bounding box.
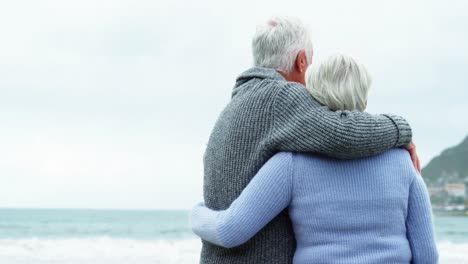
[201,67,412,264]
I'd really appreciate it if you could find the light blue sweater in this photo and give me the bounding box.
[191,149,438,263]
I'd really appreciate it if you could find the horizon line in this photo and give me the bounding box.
[0,207,190,211]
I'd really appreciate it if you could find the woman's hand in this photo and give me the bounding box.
[406,141,421,173]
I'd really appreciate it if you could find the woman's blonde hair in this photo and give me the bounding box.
[306,54,371,112]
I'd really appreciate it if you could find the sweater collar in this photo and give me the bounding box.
[232,67,285,97]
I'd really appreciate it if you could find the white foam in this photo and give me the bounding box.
[438,241,468,264]
[0,237,202,264]
[0,238,466,264]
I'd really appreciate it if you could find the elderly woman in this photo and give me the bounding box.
[191,54,438,264]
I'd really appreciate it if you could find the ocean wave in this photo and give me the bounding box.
[0,237,466,264]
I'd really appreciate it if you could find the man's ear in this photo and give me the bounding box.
[295,49,307,73]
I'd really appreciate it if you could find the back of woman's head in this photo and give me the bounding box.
[306,54,371,112]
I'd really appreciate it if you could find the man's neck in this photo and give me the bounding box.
[277,70,304,85]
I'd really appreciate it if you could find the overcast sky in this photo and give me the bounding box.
[0,0,467,209]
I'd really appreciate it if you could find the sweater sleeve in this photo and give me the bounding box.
[270,82,412,159]
[190,152,294,248]
[406,175,439,264]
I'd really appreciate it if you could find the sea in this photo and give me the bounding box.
[0,209,467,264]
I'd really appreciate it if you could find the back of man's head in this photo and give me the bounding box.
[252,16,313,74]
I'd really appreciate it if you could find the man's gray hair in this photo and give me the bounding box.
[252,16,313,73]
[306,54,371,112]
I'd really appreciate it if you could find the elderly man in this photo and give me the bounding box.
[200,16,419,264]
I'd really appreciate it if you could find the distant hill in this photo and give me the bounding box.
[422,135,468,184]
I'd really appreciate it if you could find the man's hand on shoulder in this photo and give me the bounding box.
[406,141,421,173]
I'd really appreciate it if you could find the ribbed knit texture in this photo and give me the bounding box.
[201,67,413,264]
[193,149,438,264]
